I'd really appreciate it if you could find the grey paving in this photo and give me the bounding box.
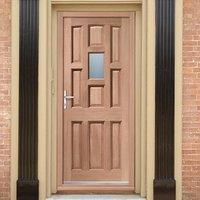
[47,195,146,200]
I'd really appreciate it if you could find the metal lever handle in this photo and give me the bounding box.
[64,90,74,109]
[64,95,74,99]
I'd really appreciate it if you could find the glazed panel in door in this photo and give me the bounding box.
[57,12,135,192]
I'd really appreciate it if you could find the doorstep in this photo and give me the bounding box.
[47,195,146,200]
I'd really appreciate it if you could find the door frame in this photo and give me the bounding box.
[47,2,146,198]
[10,0,183,200]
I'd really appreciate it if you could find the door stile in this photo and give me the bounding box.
[104,121,112,171]
[104,24,111,109]
[104,24,112,172]
[128,13,135,187]
[64,17,72,182]
[82,24,90,171]
[57,13,64,187]
[82,24,89,109]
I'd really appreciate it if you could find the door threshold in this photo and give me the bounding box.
[47,195,146,200]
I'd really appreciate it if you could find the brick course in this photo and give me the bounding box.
[0,0,11,199]
[183,0,200,200]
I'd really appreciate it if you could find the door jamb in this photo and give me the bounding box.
[52,6,143,194]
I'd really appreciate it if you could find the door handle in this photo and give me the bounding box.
[64,90,74,109]
[64,95,74,100]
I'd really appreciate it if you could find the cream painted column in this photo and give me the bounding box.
[38,0,48,199]
[11,1,19,199]
[175,0,183,200]
[140,0,147,197]
[146,0,155,200]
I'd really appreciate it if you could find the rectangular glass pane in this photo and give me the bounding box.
[89,53,104,78]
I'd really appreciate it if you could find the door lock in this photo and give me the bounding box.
[64,90,74,109]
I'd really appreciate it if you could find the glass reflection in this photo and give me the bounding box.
[89,53,104,78]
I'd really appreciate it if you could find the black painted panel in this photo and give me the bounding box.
[154,0,176,199]
[17,0,39,199]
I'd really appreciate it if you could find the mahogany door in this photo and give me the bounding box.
[57,12,135,193]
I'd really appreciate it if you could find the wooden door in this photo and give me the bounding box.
[57,12,135,193]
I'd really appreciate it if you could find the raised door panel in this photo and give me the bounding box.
[89,26,103,46]
[72,27,82,63]
[72,70,82,107]
[111,122,121,169]
[89,122,104,169]
[111,69,121,107]
[111,27,120,63]
[72,122,82,169]
[89,86,104,107]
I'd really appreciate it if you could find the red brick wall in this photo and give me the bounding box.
[0,1,200,200]
[183,0,200,200]
[0,0,11,199]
